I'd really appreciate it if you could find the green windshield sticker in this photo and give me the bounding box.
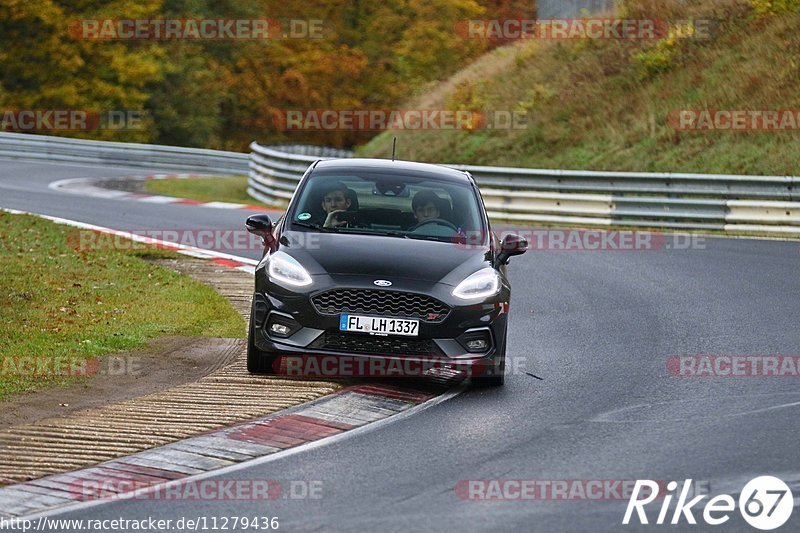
[297,212,312,221]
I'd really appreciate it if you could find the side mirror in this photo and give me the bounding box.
[496,234,528,265]
[246,214,274,241]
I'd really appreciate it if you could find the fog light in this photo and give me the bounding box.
[269,323,292,336]
[466,339,488,351]
[265,312,300,338]
[457,328,493,354]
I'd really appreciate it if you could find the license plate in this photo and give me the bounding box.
[339,314,419,337]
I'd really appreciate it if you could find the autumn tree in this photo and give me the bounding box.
[0,0,525,148]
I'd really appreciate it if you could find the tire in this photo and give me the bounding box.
[247,302,279,374]
[472,322,507,387]
[472,356,505,387]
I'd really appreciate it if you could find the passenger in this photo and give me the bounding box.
[320,182,354,228]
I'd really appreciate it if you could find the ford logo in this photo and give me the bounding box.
[373,280,392,287]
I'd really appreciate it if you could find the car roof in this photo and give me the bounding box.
[312,158,471,184]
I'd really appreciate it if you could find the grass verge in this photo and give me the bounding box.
[144,175,265,206]
[358,0,800,176]
[0,212,246,401]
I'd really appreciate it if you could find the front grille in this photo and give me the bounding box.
[310,332,443,356]
[311,289,450,322]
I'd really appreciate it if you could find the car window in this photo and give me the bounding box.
[289,170,485,243]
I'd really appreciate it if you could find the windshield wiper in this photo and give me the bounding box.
[334,227,410,239]
[293,222,437,241]
[292,222,403,238]
[402,233,451,243]
[292,221,335,232]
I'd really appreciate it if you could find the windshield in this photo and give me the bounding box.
[288,168,487,244]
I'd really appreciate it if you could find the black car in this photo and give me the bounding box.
[245,158,527,386]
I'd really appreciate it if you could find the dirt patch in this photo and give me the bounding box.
[0,335,243,430]
[0,254,343,487]
[94,178,147,193]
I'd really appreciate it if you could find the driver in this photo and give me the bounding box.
[411,190,442,225]
[321,182,354,228]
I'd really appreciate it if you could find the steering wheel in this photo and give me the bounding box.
[409,218,458,232]
[337,212,369,229]
[325,210,368,229]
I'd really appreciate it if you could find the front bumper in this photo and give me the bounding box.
[252,272,510,367]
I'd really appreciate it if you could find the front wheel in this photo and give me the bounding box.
[247,302,279,374]
[471,322,508,387]
[471,356,505,387]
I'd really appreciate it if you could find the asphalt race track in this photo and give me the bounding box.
[2,160,799,532]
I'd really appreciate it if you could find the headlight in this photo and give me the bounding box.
[267,251,312,287]
[452,268,500,300]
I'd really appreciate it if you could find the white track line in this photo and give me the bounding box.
[1,207,258,273]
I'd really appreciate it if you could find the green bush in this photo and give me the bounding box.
[634,37,679,79]
[751,0,800,15]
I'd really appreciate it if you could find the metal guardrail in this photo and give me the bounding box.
[246,143,353,206]
[248,142,800,234]
[0,132,248,174]
[0,133,794,234]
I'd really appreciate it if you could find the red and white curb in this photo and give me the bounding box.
[49,174,267,212]
[0,383,462,519]
[0,210,466,519]
[1,207,257,274]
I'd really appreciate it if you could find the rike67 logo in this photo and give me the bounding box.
[623,477,794,530]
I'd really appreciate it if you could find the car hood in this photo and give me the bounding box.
[277,231,492,286]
